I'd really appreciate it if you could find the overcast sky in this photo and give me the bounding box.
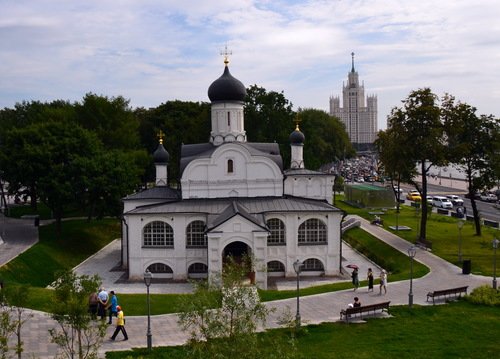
[1,0,499,129]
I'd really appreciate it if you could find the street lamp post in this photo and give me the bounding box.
[457,220,464,263]
[293,259,303,330]
[493,239,499,290]
[143,270,153,352]
[407,246,417,308]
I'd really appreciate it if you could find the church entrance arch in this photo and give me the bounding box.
[222,241,255,283]
[222,241,250,266]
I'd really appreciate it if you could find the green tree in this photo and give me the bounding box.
[442,95,500,235]
[75,94,140,151]
[0,100,76,209]
[386,89,445,244]
[49,272,106,359]
[298,109,354,170]
[74,150,144,220]
[375,115,418,216]
[0,286,32,359]
[0,300,16,359]
[177,258,298,359]
[244,85,295,165]
[135,101,211,183]
[1,121,102,233]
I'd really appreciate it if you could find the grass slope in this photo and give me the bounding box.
[0,219,119,287]
[335,198,499,276]
[105,301,500,359]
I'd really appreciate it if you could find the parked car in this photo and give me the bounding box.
[480,192,498,202]
[446,195,464,206]
[432,196,453,209]
[426,196,433,205]
[406,191,422,201]
[465,192,481,199]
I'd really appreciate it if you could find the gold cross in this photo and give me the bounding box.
[220,44,232,66]
[294,113,302,130]
[157,129,165,144]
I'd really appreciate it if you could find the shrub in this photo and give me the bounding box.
[466,285,500,306]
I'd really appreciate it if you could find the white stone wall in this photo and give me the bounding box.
[123,208,342,287]
[181,143,283,199]
[283,175,334,204]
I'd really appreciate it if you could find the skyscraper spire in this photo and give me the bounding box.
[351,52,355,72]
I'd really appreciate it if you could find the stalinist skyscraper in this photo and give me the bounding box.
[329,53,377,150]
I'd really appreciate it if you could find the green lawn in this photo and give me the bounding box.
[105,300,500,359]
[335,198,499,276]
[0,219,119,287]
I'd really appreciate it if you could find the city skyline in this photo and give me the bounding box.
[1,0,499,130]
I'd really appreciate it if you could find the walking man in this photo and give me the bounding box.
[108,290,118,324]
[110,305,128,341]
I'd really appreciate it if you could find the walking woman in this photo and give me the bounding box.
[379,270,387,295]
[367,268,374,292]
[351,268,359,291]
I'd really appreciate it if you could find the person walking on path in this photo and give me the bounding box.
[88,291,98,319]
[379,270,387,295]
[97,288,109,320]
[108,290,118,324]
[351,268,359,291]
[110,305,128,341]
[367,268,374,292]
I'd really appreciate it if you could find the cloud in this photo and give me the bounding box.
[1,0,499,129]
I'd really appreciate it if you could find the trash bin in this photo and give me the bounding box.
[34,216,40,227]
[462,259,471,274]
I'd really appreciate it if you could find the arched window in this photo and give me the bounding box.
[188,263,208,274]
[267,261,285,272]
[302,258,324,271]
[267,218,286,245]
[298,218,327,244]
[147,263,173,274]
[186,220,206,247]
[227,159,234,173]
[143,221,174,247]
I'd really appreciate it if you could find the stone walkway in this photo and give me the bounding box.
[3,215,490,358]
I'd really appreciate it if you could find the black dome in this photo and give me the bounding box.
[289,127,305,144]
[208,66,246,102]
[153,143,169,163]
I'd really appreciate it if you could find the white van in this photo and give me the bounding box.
[432,196,453,209]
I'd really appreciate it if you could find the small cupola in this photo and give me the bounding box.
[154,130,169,186]
[290,121,305,169]
[289,123,305,145]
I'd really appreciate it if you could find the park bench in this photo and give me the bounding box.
[340,301,390,323]
[426,286,468,304]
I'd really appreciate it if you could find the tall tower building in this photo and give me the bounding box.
[329,53,377,150]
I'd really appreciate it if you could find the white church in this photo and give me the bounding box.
[121,59,343,289]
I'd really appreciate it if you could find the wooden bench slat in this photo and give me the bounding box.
[340,301,390,322]
[426,286,468,304]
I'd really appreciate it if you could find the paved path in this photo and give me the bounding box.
[0,213,39,267]
[6,215,491,358]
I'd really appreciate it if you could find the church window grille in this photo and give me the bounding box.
[143,221,174,247]
[186,220,206,247]
[227,159,234,173]
[298,218,327,244]
[302,258,324,271]
[147,263,173,273]
[267,260,285,272]
[267,218,286,245]
[188,263,208,274]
